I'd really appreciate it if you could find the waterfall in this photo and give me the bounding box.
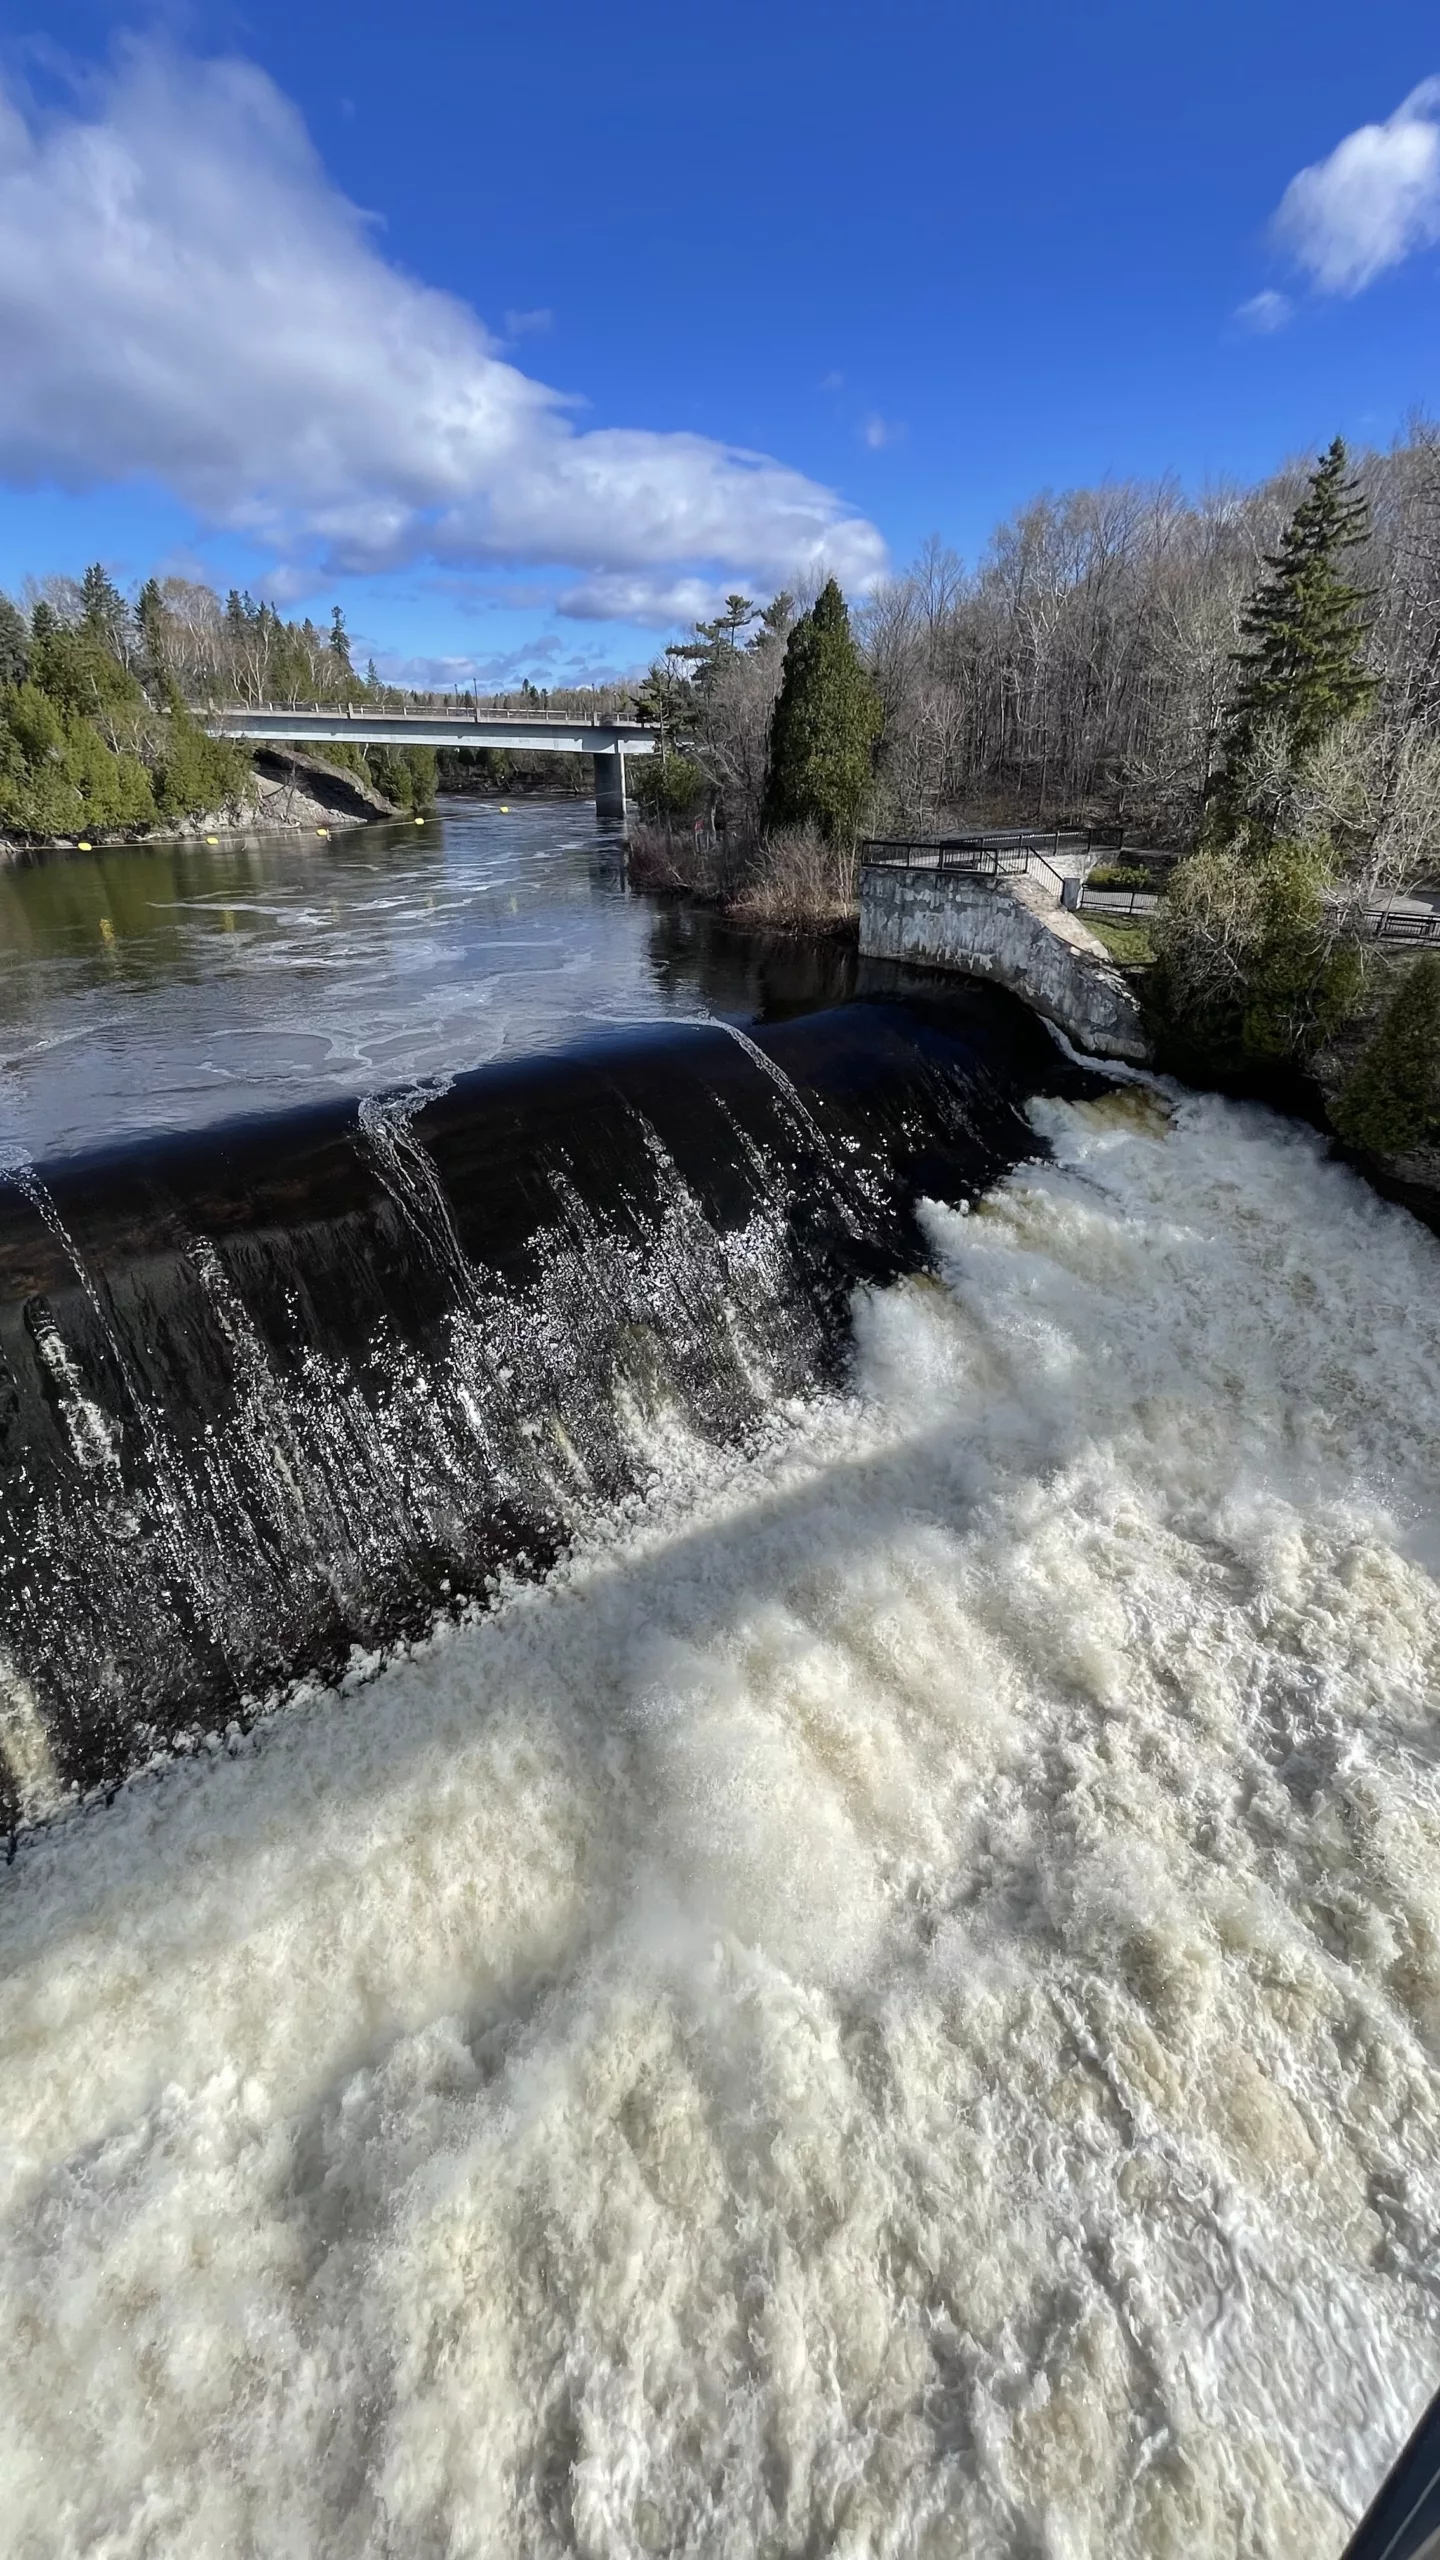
[2,1082,1437,2555]
[0,988,1079,1819]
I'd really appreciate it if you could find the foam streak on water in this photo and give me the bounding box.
[2,1091,1438,2557]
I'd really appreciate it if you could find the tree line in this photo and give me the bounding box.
[640,428,1440,1157]
[0,570,436,841]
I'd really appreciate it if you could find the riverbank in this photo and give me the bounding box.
[0,742,411,862]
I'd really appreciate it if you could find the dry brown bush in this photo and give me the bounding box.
[729,823,858,929]
[625,822,742,900]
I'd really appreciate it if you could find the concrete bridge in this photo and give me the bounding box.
[201,707,660,821]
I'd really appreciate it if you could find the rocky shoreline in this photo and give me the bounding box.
[0,743,406,863]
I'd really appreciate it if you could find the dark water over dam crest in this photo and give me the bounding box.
[0,978,1094,1822]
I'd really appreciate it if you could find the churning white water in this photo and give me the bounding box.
[2,1089,1439,2558]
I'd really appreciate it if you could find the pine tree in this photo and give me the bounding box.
[1218,439,1376,828]
[761,579,880,844]
[329,605,351,669]
[79,562,128,659]
[135,579,168,694]
[0,593,29,688]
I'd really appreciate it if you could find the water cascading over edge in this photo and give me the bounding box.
[0,987,1098,1826]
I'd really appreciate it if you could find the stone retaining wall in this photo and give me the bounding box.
[859,862,1151,1063]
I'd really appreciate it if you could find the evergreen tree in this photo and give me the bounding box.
[761,578,880,843]
[0,593,28,688]
[29,618,143,718]
[154,702,250,823]
[1334,954,1440,1157]
[329,605,351,669]
[1217,439,1376,830]
[135,579,168,694]
[79,562,128,658]
[666,595,760,694]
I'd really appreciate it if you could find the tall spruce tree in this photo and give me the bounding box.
[135,579,168,695]
[761,578,879,843]
[79,562,128,660]
[1217,438,1375,830]
[0,593,28,688]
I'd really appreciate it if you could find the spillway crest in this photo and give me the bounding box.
[0,989,1082,1817]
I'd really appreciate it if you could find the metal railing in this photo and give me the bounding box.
[862,828,1092,883]
[863,828,1089,860]
[1077,883,1159,917]
[862,826,1176,872]
[1369,908,1440,945]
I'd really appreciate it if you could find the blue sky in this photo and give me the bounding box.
[1,0,1438,686]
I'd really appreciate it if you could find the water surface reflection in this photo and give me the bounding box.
[0,800,864,1161]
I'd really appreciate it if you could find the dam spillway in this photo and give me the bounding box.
[0,803,1437,2556]
[0,985,1094,1820]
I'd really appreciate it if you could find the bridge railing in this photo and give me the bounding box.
[202,702,655,733]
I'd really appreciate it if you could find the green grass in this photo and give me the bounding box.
[1083,914,1155,967]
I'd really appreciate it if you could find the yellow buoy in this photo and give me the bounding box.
[77,840,92,852]
[316,826,329,838]
[205,834,219,845]
[415,816,425,825]
[499,803,510,813]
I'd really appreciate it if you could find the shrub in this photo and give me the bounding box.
[1152,837,1362,1072]
[626,820,738,900]
[633,751,707,823]
[0,683,157,838]
[364,743,437,811]
[730,822,858,928]
[1087,862,1154,892]
[1333,953,1440,1156]
[155,704,251,822]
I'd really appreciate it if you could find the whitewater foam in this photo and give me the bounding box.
[2,1089,1438,2556]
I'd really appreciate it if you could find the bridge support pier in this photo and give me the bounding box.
[593,746,629,826]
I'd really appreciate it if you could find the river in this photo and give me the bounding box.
[0,799,856,1161]
[0,803,1436,2555]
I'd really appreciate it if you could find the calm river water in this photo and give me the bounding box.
[0,798,853,1162]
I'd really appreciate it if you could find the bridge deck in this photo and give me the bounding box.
[202,709,659,755]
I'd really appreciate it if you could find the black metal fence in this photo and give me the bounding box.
[1370,908,1440,945]
[861,825,1174,877]
[862,827,1094,882]
[1077,883,1159,916]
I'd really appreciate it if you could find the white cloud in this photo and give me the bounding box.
[1235,288,1291,332]
[860,414,904,450]
[1274,79,1440,294]
[379,643,635,690]
[555,573,727,625]
[0,45,886,615]
[503,307,552,338]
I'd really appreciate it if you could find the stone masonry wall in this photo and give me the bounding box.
[859,863,1151,1064]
